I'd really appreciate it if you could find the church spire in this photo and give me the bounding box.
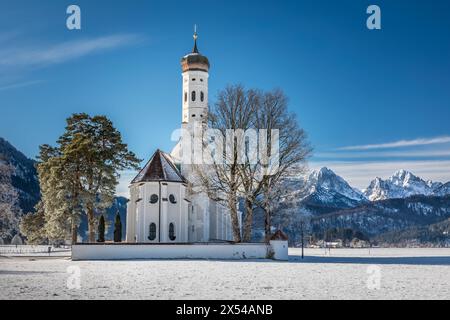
[193,24,199,54]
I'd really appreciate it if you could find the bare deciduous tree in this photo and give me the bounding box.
[254,89,312,241]
[194,85,311,243]
[194,85,259,242]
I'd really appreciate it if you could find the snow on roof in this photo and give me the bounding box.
[131,150,186,184]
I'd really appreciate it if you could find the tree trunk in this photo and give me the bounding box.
[264,208,271,243]
[71,219,78,245]
[87,204,95,243]
[228,192,241,243]
[242,198,254,242]
[263,184,272,242]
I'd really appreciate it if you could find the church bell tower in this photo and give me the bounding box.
[180,26,210,126]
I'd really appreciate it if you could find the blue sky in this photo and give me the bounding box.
[1,0,450,194]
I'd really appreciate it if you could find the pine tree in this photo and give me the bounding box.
[97,215,105,243]
[58,114,140,242]
[20,201,48,245]
[35,114,140,244]
[114,212,122,243]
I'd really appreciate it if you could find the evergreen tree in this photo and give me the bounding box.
[20,201,48,245]
[37,145,77,244]
[35,114,140,244]
[58,114,140,242]
[11,234,23,246]
[97,215,105,243]
[114,212,122,243]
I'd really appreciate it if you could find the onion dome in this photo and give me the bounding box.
[181,26,210,73]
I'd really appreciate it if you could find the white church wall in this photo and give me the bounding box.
[141,182,161,243]
[162,182,187,243]
[72,242,288,261]
[126,185,137,243]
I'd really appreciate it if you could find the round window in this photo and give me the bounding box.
[150,194,159,204]
[169,194,177,204]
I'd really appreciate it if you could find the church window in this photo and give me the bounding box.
[148,223,157,241]
[200,91,204,102]
[192,91,196,101]
[200,79,204,82]
[184,92,187,102]
[169,194,177,204]
[150,194,159,204]
[192,114,196,118]
[192,78,196,81]
[169,223,176,241]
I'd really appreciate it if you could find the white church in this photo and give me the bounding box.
[125,30,235,244]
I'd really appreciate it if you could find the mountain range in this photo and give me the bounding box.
[363,169,445,201]
[275,167,450,246]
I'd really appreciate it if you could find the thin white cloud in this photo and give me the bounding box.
[0,34,143,69]
[315,148,450,159]
[337,136,450,151]
[310,160,450,190]
[0,80,44,92]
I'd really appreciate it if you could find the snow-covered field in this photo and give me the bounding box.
[1,248,449,300]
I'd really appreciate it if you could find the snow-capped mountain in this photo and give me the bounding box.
[435,182,450,197]
[303,167,367,205]
[274,167,368,222]
[273,167,450,245]
[363,170,441,201]
[0,137,40,214]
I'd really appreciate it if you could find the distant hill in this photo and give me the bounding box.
[0,137,40,240]
[375,217,450,247]
[0,137,127,242]
[0,137,40,214]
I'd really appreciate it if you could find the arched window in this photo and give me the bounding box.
[169,223,176,241]
[150,194,159,204]
[169,194,177,204]
[184,92,187,102]
[148,223,156,241]
[191,91,196,102]
[200,91,204,102]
